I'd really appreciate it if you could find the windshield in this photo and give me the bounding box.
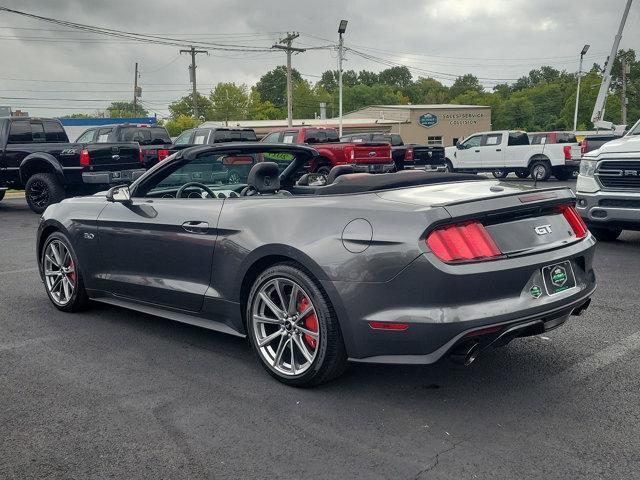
[628,119,640,136]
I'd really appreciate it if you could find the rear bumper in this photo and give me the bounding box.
[576,190,640,230]
[327,237,597,364]
[82,169,146,185]
[354,163,395,173]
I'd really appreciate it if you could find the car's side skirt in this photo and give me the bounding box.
[87,289,246,338]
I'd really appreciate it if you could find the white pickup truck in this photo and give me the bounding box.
[575,118,640,241]
[444,130,581,181]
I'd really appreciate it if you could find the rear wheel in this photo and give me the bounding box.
[41,231,89,312]
[492,170,508,179]
[529,161,552,181]
[590,227,622,242]
[246,263,347,387]
[25,173,65,214]
[515,170,529,179]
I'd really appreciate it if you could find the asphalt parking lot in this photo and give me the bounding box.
[1,181,639,480]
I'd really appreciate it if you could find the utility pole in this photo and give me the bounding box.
[338,20,348,137]
[272,33,305,127]
[621,55,630,125]
[180,46,208,120]
[133,62,139,112]
[573,44,589,131]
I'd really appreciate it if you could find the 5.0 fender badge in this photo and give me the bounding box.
[530,285,542,299]
[83,232,95,240]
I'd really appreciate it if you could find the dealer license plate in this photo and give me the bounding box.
[542,260,576,296]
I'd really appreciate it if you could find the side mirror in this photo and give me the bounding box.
[456,141,464,150]
[106,185,132,204]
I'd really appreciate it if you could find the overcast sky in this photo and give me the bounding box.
[0,0,638,118]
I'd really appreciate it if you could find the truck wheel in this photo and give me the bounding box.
[515,170,529,179]
[246,262,348,387]
[529,161,551,181]
[444,160,455,173]
[553,169,573,181]
[25,173,65,214]
[492,170,508,179]
[590,227,622,242]
[316,165,332,176]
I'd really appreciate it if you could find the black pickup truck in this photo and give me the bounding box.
[76,123,173,169]
[0,117,144,213]
[171,126,258,153]
[340,132,445,171]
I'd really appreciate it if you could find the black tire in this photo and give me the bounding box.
[41,231,89,312]
[553,169,573,181]
[529,160,552,181]
[25,173,65,214]
[444,159,455,173]
[515,170,530,179]
[246,262,348,387]
[492,170,508,179]
[316,165,332,176]
[590,227,622,242]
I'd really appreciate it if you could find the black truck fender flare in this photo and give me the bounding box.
[19,153,66,185]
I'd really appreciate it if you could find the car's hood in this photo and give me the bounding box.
[587,134,640,157]
[376,179,569,207]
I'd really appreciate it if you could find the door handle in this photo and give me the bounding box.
[474,149,480,152]
[496,148,502,151]
[182,221,209,233]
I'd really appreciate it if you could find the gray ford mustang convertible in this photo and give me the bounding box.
[37,143,596,386]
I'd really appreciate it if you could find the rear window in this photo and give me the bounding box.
[555,133,577,144]
[43,120,68,142]
[508,132,530,146]
[212,129,257,142]
[304,129,338,143]
[372,134,391,143]
[530,134,546,145]
[119,126,170,145]
[7,120,32,143]
[31,123,46,142]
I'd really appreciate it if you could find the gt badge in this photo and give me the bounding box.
[534,224,552,235]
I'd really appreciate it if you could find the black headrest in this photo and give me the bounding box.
[247,162,280,193]
[327,165,356,184]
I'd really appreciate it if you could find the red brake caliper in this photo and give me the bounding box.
[297,297,318,350]
[68,259,76,283]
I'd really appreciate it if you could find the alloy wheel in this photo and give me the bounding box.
[43,240,76,306]
[29,180,50,209]
[252,278,319,376]
[533,164,547,179]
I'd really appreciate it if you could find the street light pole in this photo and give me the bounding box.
[573,44,590,132]
[338,20,348,137]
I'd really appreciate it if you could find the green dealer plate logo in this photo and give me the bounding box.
[530,285,542,299]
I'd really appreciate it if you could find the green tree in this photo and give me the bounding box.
[357,70,379,86]
[449,74,483,99]
[209,82,250,121]
[162,114,198,136]
[106,101,148,118]
[247,88,281,120]
[378,66,413,91]
[340,84,408,113]
[406,77,449,104]
[168,93,213,120]
[318,69,358,93]
[497,96,535,130]
[255,66,302,108]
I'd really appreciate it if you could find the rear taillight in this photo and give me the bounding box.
[427,221,501,262]
[344,145,355,161]
[563,145,572,160]
[404,147,414,162]
[139,147,144,165]
[558,204,588,238]
[79,148,90,166]
[157,149,169,161]
[580,140,588,156]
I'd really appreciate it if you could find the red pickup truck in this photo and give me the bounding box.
[261,127,394,174]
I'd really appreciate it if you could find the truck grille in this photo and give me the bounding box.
[599,198,640,209]
[596,160,640,190]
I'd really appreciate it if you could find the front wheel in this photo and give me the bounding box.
[25,173,65,214]
[246,263,347,387]
[492,170,508,179]
[590,227,622,242]
[41,231,89,312]
[443,160,455,173]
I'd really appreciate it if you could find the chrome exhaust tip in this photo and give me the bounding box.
[571,298,591,316]
[449,342,481,366]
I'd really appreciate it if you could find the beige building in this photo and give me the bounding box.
[342,104,492,146]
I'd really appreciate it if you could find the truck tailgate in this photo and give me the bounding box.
[352,142,392,164]
[83,142,141,170]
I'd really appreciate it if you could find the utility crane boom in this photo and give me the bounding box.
[591,0,633,133]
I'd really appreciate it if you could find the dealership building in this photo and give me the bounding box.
[342,104,492,147]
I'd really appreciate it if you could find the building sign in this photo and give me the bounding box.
[441,112,485,126]
[418,113,438,128]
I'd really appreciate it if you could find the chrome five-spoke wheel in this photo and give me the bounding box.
[44,239,76,306]
[252,278,319,377]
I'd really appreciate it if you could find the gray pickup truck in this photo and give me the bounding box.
[576,119,640,240]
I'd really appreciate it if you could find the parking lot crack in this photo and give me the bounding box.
[413,439,464,479]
